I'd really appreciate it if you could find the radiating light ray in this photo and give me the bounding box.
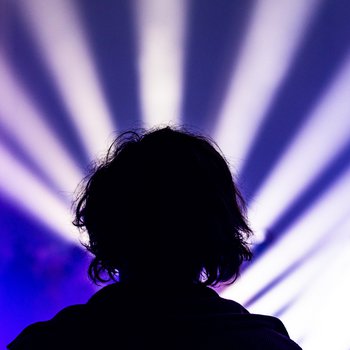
[246,215,350,317]
[247,54,350,242]
[0,141,79,244]
[214,0,320,172]
[18,0,115,159]
[134,0,186,128]
[220,163,350,306]
[0,54,82,201]
[281,218,350,350]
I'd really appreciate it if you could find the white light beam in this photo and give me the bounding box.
[134,0,186,128]
[248,54,350,243]
[247,215,350,317]
[18,0,115,159]
[281,218,350,350]
[0,141,79,244]
[0,53,83,202]
[214,0,321,172]
[220,163,350,308]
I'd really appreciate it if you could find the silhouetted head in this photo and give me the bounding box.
[73,126,253,288]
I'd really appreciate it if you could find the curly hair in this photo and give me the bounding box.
[73,125,253,286]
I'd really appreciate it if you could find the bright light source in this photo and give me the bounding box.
[248,55,350,242]
[18,0,115,159]
[247,215,350,317]
[281,218,350,350]
[134,0,186,127]
[0,141,79,244]
[214,0,320,172]
[220,163,350,309]
[0,53,82,200]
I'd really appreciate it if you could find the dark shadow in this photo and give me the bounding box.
[273,296,300,319]
[239,0,350,203]
[181,0,255,135]
[76,0,142,132]
[244,255,304,309]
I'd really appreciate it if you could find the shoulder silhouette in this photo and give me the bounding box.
[7,126,302,349]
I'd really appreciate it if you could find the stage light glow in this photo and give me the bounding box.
[134,0,186,128]
[280,218,350,350]
[0,54,83,200]
[1,2,350,349]
[220,163,350,308]
[246,215,350,317]
[214,0,320,172]
[0,141,78,244]
[17,0,115,159]
[247,54,350,243]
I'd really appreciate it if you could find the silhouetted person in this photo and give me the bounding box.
[7,126,302,349]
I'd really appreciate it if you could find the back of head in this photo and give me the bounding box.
[73,126,252,288]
